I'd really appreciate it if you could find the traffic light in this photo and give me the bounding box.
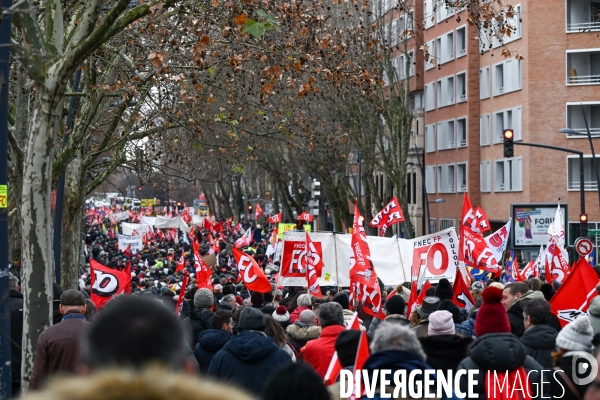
[580,213,589,237]
[503,129,514,158]
[248,205,253,211]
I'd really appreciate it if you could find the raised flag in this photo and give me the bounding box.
[548,204,566,248]
[549,241,570,283]
[347,311,361,330]
[301,231,323,298]
[484,219,512,262]
[452,271,476,311]
[417,280,432,306]
[255,203,264,219]
[460,224,501,274]
[90,259,131,309]
[406,280,418,317]
[587,249,596,265]
[193,240,212,289]
[203,217,214,232]
[349,203,385,318]
[232,247,272,293]
[214,220,224,233]
[519,260,537,280]
[175,271,189,316]
[459,193,491,262]
[503,250,516,284]
[550,257,600,327]
[352,330,371,398]
[299,211,314,222]
[369,196,405,236]
[268,213,282,224]
[176,254,185,272]
[323,352,343,386]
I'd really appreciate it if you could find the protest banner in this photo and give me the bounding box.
[118,234,143,252]
[277,223,312,239]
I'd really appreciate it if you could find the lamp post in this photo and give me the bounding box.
[559,127,600,209]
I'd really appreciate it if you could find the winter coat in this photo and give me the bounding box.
[194,329,231,373]
[519,325,557,369]
[300,324,346,378]
[183,309,214,349]
[10,290,23,386]
[412,320,429,338]
[207,330,291,396]
[286,323,322,353]
[551,354,591,400]
[29,311,89,389]
[342,309,362,328]
[507,290,546,337]
[456,318,476,338]
[289,305,310,324]
[367,317,382,340]
[419,334,473,372]
[456,333,549,399]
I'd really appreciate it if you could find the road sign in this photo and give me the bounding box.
[575,237,594,256]
[589,229,600,236]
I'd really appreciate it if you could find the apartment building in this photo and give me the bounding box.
[419,0,600,258]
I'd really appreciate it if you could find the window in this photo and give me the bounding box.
[480,114,490,146]
[425,82,435,111]
[440,219,456,230]
[425,165,436,193]
[391,19,398,46]
[406,10,414,33]
[494,157,523,192]
[493,59,522,96]
[456,72,467,103]
[437,75,455,108]
[429,219,437,234]
[424,0,434,29]
[425,40,436,70]
[437,79,442,108]
[492,106,523,143]
[566,103,600,136]
[493,4,522,47]
[480,161,491,192]
[436,0,454,22]
[456,26,466,57]
[457,117,467,147]
[407,50,415,76]
[412,172,417,204]
[437,31,455,64]
[480,67,490,99]
[437,119,455,150]
[567,156,599,190]
[399,54,406,80]
[457,162,468,192]
[406,172,412,204]
[437,164,456,193]
[425,124,436,152]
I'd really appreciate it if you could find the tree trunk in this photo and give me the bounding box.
[20,87,65,390]
[60,152,85,290]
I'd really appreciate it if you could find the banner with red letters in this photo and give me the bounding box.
[370,196,405,236]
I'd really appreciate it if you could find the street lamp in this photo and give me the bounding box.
[428,198,446,204]
[559,127,600,209]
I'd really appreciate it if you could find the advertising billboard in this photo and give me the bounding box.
[511,204,567,247]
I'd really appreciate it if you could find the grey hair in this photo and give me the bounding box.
[222,294,236,304]
[371,321,427,361]
[297,293,312,307]
[316,302,344,328]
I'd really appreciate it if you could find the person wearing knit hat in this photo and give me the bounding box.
[286,309,321,353]
[413,296,440,338]
[550,316,594,399]
[182,288,215,349]
[250,292,264,309]
[434,279,453,301]
[207,307,292,396]
[367,295,407,340]
[588,296,600,335]
[456,286,546,397]
[419,310,473,372]
[272,305,291,330]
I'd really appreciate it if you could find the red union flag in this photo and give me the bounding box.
[193,240,212,289]
[460,224,500,274]
[255,203,263,219]
[549,242,570,283]
[281,240,324,277]
[301,231,323,298]
[349,203,384,318]
[299,211,313,222]
[550,257,599,327]
[370,196,405,236]
[232,247,272,293]
[459,193,491,262]
[90,259,131,310]
[452,271,476,311]
[268,212,282,224]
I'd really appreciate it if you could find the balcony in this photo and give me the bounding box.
[567,0,600,32]
[567,50,600,84]
[566,103,600,136]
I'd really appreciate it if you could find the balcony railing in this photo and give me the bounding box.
[569,74,600,84]
[568,21,600,31]
[569,181,598,190]
[566,127,600,136]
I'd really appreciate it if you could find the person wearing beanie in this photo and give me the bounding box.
[456,286,547,399]
[194,309,233,374]
[367,295,407,340]
[587,296,600,335]
[207,307,292,396]
[326,330,362,400]
[550,316,594,400]
[286,309,322,354]
[540,283,555,301]
[434,279,453,301]
[272,305,291,330]
[250,291,265,309]
[419,310,472,372]
[182,288,214,349]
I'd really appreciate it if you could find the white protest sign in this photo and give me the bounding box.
[118,234,143,252]
[484,218,512,262]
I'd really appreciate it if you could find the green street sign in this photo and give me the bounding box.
[589,229,600,236]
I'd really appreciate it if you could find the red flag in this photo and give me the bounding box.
[299,211,313,222]
[203,217,214,232]
[193,240,212,290]
[354,330,370,370]
[349,203,385,318]
[550,257,599,327]
[232,247,272,293]
[452,272,476,311]
[90,259,131,310]
[459,193,491,262]
[460,224,501,274]
[255,203,264,219]
[214,221,224,233]
[417,280,432,306]
[175,271,189,316]
[406,280,418,317]
[302,231,323,298]
[519,260,536,281]
[268,213,282,224]
[347,311,361,330]
[550,242,571,283]
[176,254,185,272]
[324,352,343,386]
[369,196,405,236]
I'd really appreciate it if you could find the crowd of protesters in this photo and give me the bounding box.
[7,208,600,400]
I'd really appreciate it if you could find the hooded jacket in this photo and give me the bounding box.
[289,305,310,324]
[507,290,545,337]
[207,330,291,395]
[551,353,591,400]
[183,309,214,349]
[419,335,473,372]
[300,324,346,378]
[194,329,231,373]
[286,323,322,353]
[456,333,548,399]
[519,324,557,368]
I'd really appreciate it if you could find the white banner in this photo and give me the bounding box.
[121,222,149,236]
[140,216,156,226]
[484,218,512,262]
[118,234,143,252]
[155,216,190,233]
[109,211,129,223]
